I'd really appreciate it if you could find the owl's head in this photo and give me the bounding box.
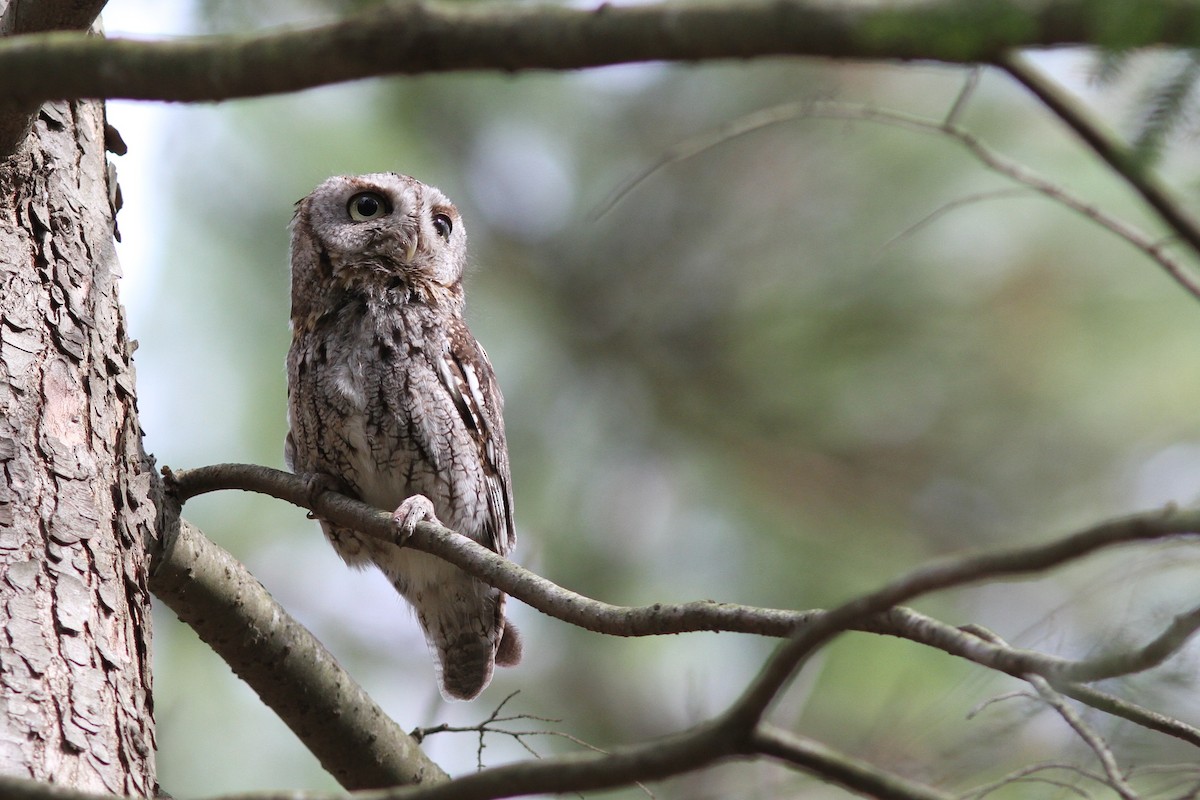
[290,173,468,318]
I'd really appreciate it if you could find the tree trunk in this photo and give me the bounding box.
[0,97,157,794]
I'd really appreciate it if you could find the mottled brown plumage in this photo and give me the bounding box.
[285,173,520,700]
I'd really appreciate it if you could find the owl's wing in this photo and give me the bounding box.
[437,323,515,556]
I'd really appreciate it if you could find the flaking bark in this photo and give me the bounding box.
[0,98,156,794]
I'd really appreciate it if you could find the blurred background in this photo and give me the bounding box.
[102,2,1200,797]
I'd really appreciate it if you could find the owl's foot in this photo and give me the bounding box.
[392,494,440,546]
[301,472,345,520]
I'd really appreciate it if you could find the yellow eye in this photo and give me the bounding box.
[347,192,390,221]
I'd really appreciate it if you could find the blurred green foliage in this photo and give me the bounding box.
[106,2,1200,797]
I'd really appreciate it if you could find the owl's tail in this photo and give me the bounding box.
[413,583,520,701]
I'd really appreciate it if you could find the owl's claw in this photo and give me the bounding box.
[302,472,343,520]
[392,494,439,546]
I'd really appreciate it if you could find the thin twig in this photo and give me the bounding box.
[963,762,1109,800]
[1029,675,1139,800]
[410,691,599,771]
[965,690,1036,720]
[595,96,1200,300]
[1001,53,1200,273]
[944,67,982,127]
[878,187,1033,254]
[969,627,1137,799]
[1055,682,1200,748]
[752,725,954,800]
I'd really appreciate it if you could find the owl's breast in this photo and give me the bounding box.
[288,298,493,542]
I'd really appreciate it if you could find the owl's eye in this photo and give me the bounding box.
[432,213,453,240]
[347,192,390,222]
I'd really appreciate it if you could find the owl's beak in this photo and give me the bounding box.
[404,235,419,263]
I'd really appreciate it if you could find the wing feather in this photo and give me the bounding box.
[437,323,515,556]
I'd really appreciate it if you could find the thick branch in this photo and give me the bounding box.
[1,0,1200,106]
[149,502,448,791]
[0,0,107,157]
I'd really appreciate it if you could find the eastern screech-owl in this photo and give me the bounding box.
[285,173,520,700]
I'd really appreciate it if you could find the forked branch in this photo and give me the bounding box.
[151,462,1200,799]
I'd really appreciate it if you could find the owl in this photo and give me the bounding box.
[285,173,521,700]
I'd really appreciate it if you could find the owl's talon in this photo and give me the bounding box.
[392,494,439,546]
[302,472,343,519]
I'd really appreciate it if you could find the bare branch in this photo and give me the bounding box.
[597,96,1200,301]
[718,504,1200,730]
[752,725,954,800]
[170,460,1200,785]
[158,463,1200,800]
[944,67,982,127]
[208,722,953,800]
[878,187,1034,253]
[1028,675,1139,800]
[149,501,449,791]
[1001,53,1200,266]
[167,463,824,637]
[966,689,1038,720]
[169,463,1200,685]
[0,1,1199,108]
[1056,683,1200,748]
[412,691,624,774]
[964,763,1110,800]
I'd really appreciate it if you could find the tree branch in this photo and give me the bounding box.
[718,503,1200,731]
[157,462,1200,800]
[1056,681,1200,747]
[598,96,1200,300]
[149,498,449,791]
[1,0,1200,107]
[170,463,1200,741]
[1001,53,1200,263]
[169,464,1200,687]
[752,725,954,800]
[1028,675,1138,800]
[0,0,108,158]
[168,465,1200,649]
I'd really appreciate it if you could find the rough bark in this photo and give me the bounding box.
[151,514,450,790]
[0,97,157,794]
